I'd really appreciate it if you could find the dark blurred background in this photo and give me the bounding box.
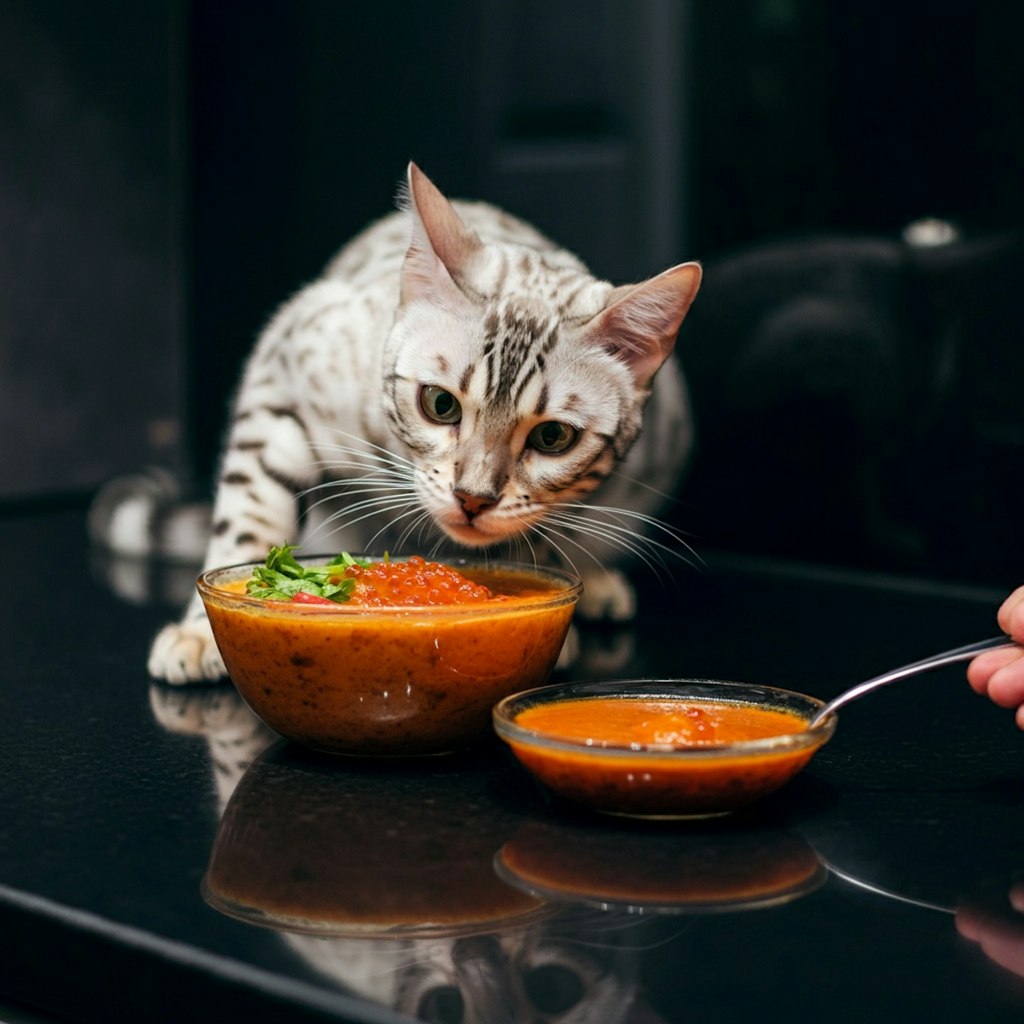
[2,0,1022,590]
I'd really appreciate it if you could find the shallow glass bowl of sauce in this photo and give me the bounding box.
[493,679,836,819]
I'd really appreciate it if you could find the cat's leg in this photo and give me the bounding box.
[573,369,694,622]
[148,684,275,809]
[148,404,316,683]
[576,566,637,621]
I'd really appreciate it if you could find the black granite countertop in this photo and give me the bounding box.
[3,506,1024,1023]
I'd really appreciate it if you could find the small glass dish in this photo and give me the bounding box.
[198,555,580,756]
[492,679,836,819]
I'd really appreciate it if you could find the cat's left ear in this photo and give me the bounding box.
[594,262,702,384]
[400,162,483,305]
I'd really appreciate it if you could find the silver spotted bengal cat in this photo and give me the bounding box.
[145,163,701,683]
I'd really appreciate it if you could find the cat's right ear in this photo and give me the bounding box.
[400,162,482,305]
[596,261,703,385]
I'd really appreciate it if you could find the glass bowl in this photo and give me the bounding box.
[198,555,580,756]
[492,679,836,819]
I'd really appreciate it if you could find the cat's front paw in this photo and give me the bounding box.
[577,567,636,622]
[148,618,226,684]
[149,684,257,735]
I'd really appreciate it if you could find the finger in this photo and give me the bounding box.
[1010,885,1024,914]
[1007,880,1024,913]
[955,905,1024,977]
[998,586,1024,639]
[985,658,1024,710]
[956,906,981,940]
[966,646,1024,695]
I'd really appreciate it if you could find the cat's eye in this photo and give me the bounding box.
[527,420,577,454]
[417,985,464,1024]
[522,964,585,1014]
[419,385,462,425]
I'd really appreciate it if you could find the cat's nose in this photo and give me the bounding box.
[453,489,499,519]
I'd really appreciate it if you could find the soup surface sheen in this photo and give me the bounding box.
[515,697,806,747]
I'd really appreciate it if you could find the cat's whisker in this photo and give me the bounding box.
[546,526,683,590]
[311,442,413,464]
[357,512,429,555]
[313,453,412,476]
[316,496,424,535]
[525,523,588,579]
[548,502,705,567]
[319,429,422,471]
[308,469,411,491]
[536,518,649,572]
[509,531,540,569]
[557,498,696,544]
[543,514,683,573]
[304,464,411,491]
[306,437,420,487]
[320,496,421,526]
[304,479,418,504]
[301,483,416,514]
[533,504,702,590]
[395,509,443,554]
[299,486,419,536]
[298,476,414,514]
[510,520,548,573]
[604,466,681,504]
[299,492,424,550]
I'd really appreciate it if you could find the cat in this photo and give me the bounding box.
[136,163,701,683]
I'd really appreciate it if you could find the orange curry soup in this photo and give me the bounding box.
[509,697,822,816]
[202,565,576,755]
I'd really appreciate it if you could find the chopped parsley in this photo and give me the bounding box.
[245,544,372,603]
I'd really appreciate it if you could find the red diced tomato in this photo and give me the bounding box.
[289,591,336,606]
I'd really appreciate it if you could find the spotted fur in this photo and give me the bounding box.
[148,163,701,683]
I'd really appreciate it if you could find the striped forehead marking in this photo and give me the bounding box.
[482,305,560,406]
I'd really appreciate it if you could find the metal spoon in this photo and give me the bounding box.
[806,635,1018,728]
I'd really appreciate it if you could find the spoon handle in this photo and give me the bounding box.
[808,635,1018,727]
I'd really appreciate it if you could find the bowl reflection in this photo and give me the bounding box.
[496,813,826,914]
[202,743,552,938]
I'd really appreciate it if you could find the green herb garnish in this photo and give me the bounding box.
[245,544,371,602]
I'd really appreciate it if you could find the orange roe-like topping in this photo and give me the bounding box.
[340,556,500,607]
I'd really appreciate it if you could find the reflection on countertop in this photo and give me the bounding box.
[147,680,1024,1023]
[6,506,1024,1024]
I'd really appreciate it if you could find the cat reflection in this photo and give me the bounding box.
[286,922,655,1024]
[149,685,665,1024]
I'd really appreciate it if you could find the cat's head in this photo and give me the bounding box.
[382,163,701,549]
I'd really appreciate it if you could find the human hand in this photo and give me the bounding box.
[967,586,1024,730]
[956,882,1024,978]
